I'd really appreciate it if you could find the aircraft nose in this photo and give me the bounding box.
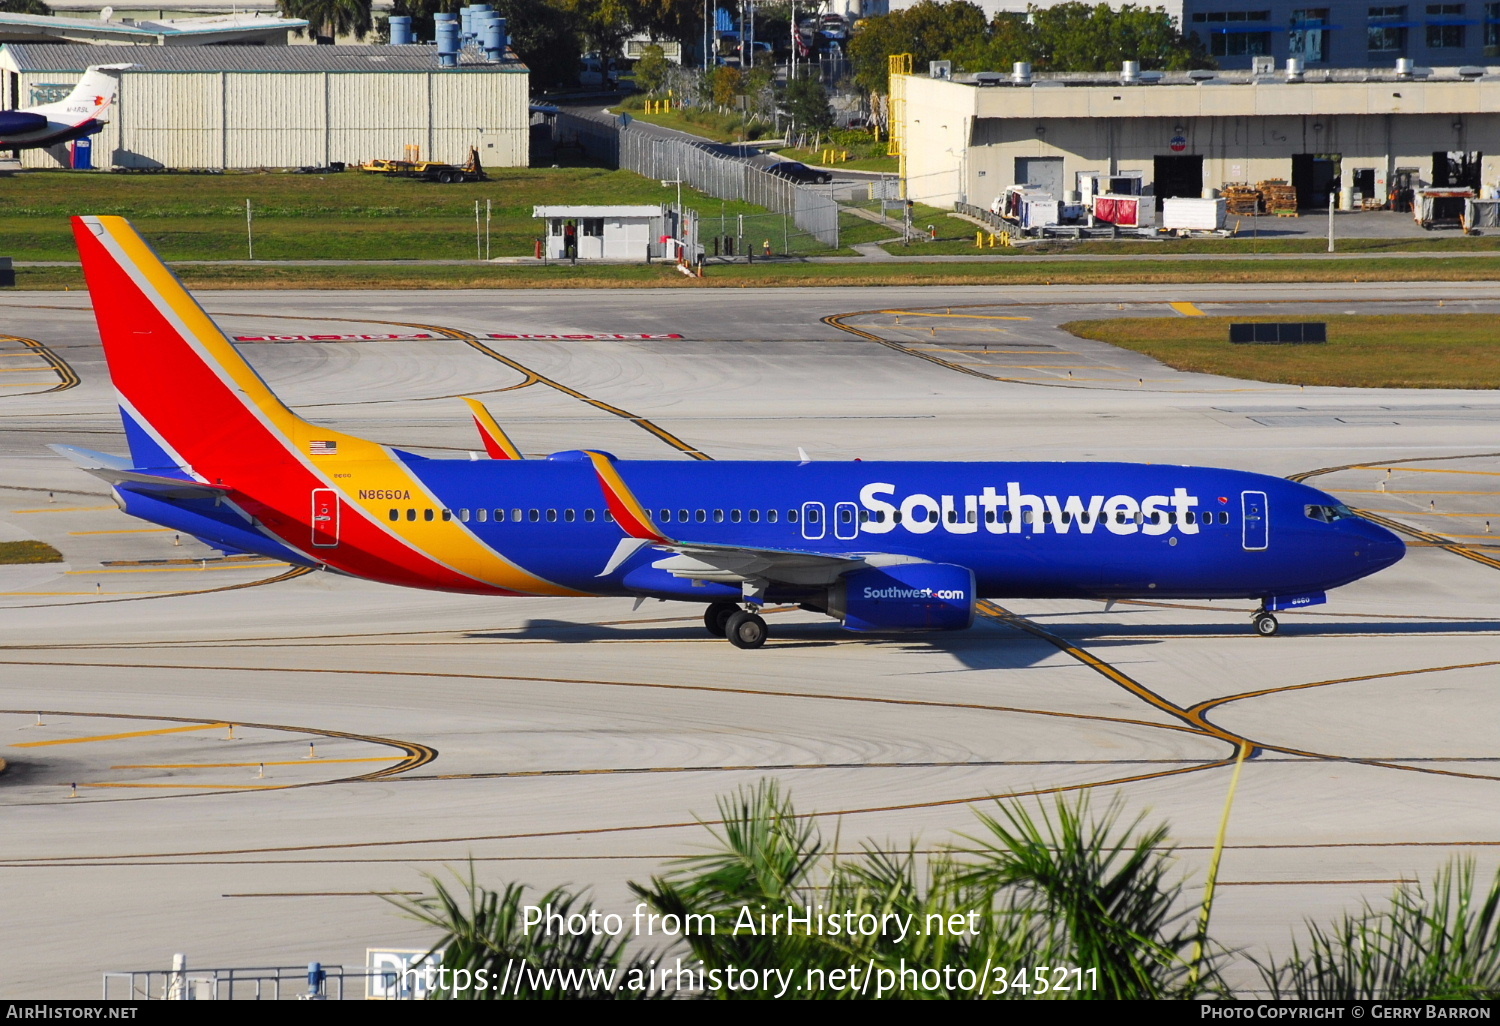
[1357,521,1406,571]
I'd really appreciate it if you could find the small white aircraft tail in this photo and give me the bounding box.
[31,64,133,126]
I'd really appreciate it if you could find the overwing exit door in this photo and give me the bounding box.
[311,488,340,548]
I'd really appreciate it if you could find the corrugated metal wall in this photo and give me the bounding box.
[17,68,527,169]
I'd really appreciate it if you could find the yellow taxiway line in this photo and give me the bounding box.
[13,723,228,748]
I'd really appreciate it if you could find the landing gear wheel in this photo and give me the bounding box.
[724,610,768,649]
[704,601,738,638]
[1253,611,1280,637]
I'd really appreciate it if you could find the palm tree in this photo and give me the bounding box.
[277,0,372,44]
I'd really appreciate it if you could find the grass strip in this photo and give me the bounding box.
[0,540,64,564]
[1063,313,1500,389]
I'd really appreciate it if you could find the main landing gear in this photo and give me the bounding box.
[704,601,768,649]
[1252,608,1280,637]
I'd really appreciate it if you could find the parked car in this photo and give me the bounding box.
[764,161,834,185]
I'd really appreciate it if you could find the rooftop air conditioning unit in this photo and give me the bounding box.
[929,60,952,79]
[1252,55,1275,75]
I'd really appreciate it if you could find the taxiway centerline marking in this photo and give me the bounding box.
[13,723,228,748]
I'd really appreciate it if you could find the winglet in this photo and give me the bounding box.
[462,397,522,460]
[582,450,673,543]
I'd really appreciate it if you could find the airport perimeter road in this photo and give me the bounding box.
[0,282,1497,997]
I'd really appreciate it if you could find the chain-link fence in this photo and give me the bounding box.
[555,112,839,249]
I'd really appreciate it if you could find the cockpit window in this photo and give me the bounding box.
[1305,503,1355,523]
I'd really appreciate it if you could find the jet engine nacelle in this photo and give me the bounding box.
[831,562,976,632]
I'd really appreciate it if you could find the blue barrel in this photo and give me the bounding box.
[482,20,501,60]
[436,18,459,66]
[493,16,507,51]
[388,15,412,44]
[460,7,473,39]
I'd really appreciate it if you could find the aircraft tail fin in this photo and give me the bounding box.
[34,64,133,124]
[462,397,523,459]
[71,215,321,482]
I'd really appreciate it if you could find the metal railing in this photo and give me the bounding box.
[102,964,414,1000]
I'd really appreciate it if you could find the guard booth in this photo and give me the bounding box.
[534,205,665,260]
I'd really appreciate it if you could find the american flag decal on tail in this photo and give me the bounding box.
[309,440,338,455]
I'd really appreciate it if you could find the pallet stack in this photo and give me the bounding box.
[1223,183,1261,216]
[1259,180,1299,217]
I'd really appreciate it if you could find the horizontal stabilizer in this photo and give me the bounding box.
[48,444,228,500]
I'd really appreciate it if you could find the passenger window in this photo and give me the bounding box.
[946,509,956,523]
[460,509,470,522]
[1080,512,1090,524]
[730,509,742,523]
[809,508,821,524]
[441,509,452,522]
[1023,511,1033,524]
[529,509,540,522]
[1221,511,1231,524]
[840,508,852,523]
[767,510,778,523]
[406,509,416,522]
[388,509,398,522]
[1184,511,1194,525]
[546,509,557,522]
[1004,511,1012,524]
[659,509,671,523]
[789,509,799,523]
[858,510,869,523]
[424,509,435,522]
[713,509,725,523]
[585,509,596,522]
[968,510,977,523]
[494,509,505,522]
[511,508,521,522]
[678,509,689,522]
[1061,512,1071,524]
[985,511,995,524]
[565,509,576,522]
[1167,512,1176,524]
[893,511,903,524]
[604,511,615,522]
[477,508,487,523]
[696,510,707,522]
[1042,512,1052,524]
[749,509,760,523]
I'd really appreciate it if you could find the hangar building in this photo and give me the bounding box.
[1,43,528,169]
[895,63,1497,211]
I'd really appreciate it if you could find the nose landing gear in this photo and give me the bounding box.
[1252,608,1280,636]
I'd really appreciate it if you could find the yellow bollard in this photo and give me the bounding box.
[976,230,983,248]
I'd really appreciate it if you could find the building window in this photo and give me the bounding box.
[1290,8,1331,60]
[1191,10,1273,56]
[1369,5,1409,50]
[581,218,604,237]
[1485,0,1500,49]
[1427,3,1467,46]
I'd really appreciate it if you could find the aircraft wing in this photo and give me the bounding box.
[49,444,230,500]
[583,450,922,590]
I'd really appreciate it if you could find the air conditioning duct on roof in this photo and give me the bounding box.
[1121,60,1139,83]
[1011,61,1032,84]
[1395,57,1415,78]
[1285,57,1304,81]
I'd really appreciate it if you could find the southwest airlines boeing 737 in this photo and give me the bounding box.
[55,216,1405,647]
